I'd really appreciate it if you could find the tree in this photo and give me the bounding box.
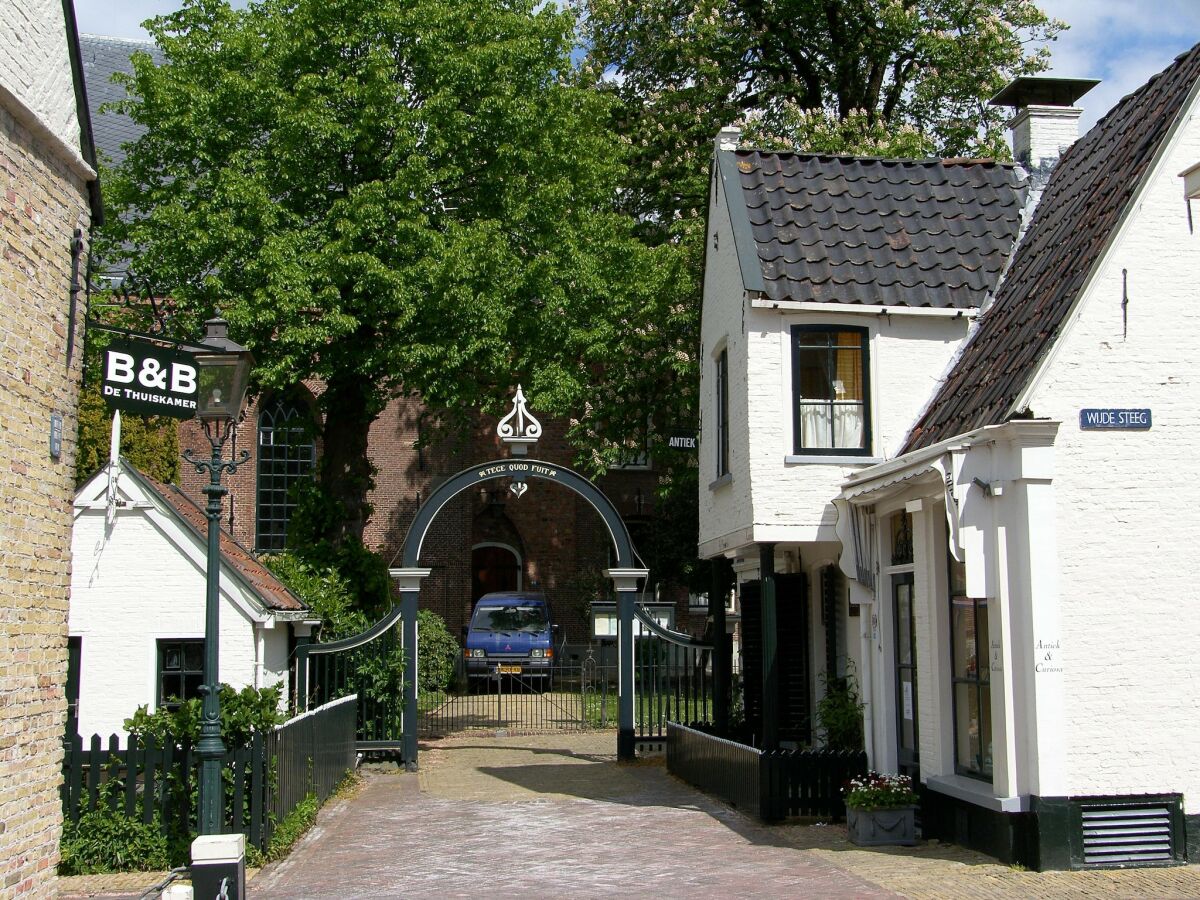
[101,0,651,547]
[574,0,1064,230]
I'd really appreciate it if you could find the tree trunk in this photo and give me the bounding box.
[317,375,377,545]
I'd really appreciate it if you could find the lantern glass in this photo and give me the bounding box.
[193,318,254,422]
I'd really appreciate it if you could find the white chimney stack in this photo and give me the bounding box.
[991,77,1099,174]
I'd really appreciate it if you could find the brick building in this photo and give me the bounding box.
[0,0,101,894]
[175,390,670,648]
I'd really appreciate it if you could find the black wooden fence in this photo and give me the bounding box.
[667,722,868,822]
[62,696,357,852]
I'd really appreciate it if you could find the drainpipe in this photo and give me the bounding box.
[860,601,874,766]
[254,625,265,690]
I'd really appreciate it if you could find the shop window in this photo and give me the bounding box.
[715,347,729,477]
[157,639,204,711]
[890,510,913,565]
[791,325,870,454]
[256,391,316,551]
[948,554,991,780]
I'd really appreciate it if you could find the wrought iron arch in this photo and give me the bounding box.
[399,458,636,569]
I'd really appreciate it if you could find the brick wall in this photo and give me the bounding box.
[0,104,90,896]
[179,392,677,648]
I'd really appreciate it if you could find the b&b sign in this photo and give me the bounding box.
[102,339,199,420]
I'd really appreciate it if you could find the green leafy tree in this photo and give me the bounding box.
[101,0,653,548]
[262,552,370,640]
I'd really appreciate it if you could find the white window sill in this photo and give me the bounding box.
[925,774,1027,813]
[784,455,883,466]
[708,473,733,491]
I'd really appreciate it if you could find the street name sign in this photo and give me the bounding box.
[1079,408,1151,430]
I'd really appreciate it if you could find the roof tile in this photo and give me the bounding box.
[905,42,1200,451]
[731,152,1028,309]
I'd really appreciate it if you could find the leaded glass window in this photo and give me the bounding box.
[256,392,316,551]
[791,326,870,454]
[157,639,204,710]
[948,553,992,780]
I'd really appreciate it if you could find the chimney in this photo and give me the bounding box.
[716,125,741,153]
[990,76,1099,175]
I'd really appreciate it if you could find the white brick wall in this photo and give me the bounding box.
[70,472,291,739]
[699,170,755,554]
[0,0,80,151]
[698,157,973,556]
[743,308,969,543]
[1027,98,1200,803]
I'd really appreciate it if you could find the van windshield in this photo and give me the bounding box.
[471,604,548,633]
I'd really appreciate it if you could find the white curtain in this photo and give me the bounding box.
[833,403,863,448]
[799,403,862,449]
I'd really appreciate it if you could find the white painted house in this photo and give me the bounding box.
[699,128,1027,745]
[70,458,318,739]
[700,43,1200,868]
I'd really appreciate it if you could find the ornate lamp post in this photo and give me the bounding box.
[183,316,254,835]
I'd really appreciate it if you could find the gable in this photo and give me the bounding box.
[905,42,1200,452]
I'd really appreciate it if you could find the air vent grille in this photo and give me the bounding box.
[1080,803,1175,866]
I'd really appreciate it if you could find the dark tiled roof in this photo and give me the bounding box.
[80,34,162,169]
[905,43,1200,451]
[125,463,307,613]
[729,151,1028,308]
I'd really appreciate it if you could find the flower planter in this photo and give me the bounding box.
[846,805,918,846]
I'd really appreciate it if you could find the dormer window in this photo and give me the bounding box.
[791,325,870,455]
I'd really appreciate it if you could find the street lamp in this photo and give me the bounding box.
[183,316,254,836]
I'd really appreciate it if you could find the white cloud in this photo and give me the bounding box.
[1037,0,1200,129]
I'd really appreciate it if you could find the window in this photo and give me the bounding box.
[256,391,316,551]
[157,639,204,710]
[948,554,992,780]
[715,348,729,477]
[791,325,870,454]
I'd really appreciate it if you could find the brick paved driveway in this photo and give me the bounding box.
[63,731,1200,899]
[250,732,894,899]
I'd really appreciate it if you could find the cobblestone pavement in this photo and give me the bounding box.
[63,731,1200,899]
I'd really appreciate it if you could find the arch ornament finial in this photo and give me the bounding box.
[497,384,541,457]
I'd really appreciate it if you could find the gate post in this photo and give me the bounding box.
[606,568,649,761]
[390,567,432,771]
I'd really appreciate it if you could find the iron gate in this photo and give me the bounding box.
[632,606,715,748]
[419,650,617,737]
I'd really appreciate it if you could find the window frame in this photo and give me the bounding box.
[947,550,993,783]
[715,347,730,478]
[255,390,317,552]
[789,324,872,456]
[156,638,205,711]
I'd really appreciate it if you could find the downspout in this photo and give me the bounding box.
[860,599,874,766]
[254,625,265,690]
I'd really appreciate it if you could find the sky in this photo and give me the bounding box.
[71,0,1200,132]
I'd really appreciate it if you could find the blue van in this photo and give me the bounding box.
[464,592,554,681]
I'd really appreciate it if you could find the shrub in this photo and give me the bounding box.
[816,669,865,751]
[124,683,285,748]
[263,552,369,640]
[59,784,169,875]
[417,609,459,693]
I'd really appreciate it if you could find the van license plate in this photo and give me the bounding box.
[498,665,522,674]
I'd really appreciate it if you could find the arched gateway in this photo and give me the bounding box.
[297,388,648,768]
